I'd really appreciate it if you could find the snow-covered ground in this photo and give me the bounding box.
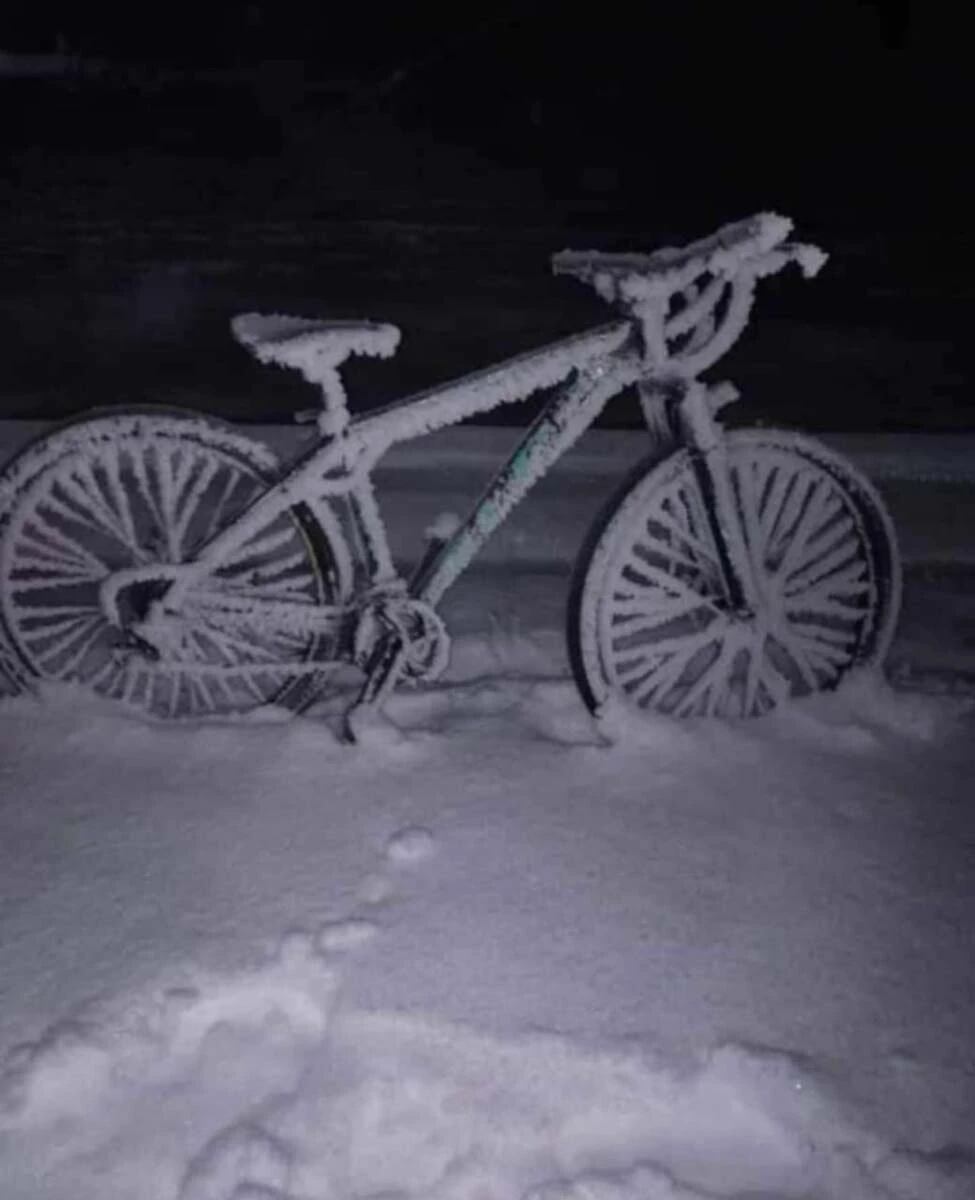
[1,422,974,1200]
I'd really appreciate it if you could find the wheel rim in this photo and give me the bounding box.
[593,439,889,717]
[1,429,335,718]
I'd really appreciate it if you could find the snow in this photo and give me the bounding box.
[1,424,974,1199]
[385,825,437,864]
[424,512,463,542]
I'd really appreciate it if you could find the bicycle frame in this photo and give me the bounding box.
[97,317,773,731]
[122,311,766,720]
[166,319,642,614]
[6,212,893,731]
[139,214,828,639]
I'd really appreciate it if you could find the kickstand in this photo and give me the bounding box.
[341,634,408,745]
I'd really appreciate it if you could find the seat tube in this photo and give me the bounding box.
[344,475,398,588]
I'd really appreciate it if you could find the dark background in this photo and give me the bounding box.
[0,1,970,430]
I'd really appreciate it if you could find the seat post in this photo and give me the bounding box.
[315,366,351,437]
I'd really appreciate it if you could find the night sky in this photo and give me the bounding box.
[1,2,970,427]
[4,1,959,231]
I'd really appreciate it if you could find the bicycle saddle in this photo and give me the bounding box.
[232,314,401,386]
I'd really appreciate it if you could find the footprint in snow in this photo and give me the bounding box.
[385,826,436,865]
[316,919,379,955]
[179,1121,292,1200]
[356,872,394,906]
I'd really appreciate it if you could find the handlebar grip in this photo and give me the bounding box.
[748,241,828,283]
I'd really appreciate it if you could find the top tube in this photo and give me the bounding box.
[348,319,634,461]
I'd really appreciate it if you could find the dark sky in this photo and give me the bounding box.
[1,2,969,428]
[3,2,911,60]
[1,2,967,236]
[1,2,921,99]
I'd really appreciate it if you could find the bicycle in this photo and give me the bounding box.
[0,213,901,740]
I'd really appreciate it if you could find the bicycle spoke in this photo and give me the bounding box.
[198,470,244,547]
[785,537,861,596]
[630,646,696,708]
[771,628,820,690]
[35,488,121,553]
[615,559,722,611]
[234,550,313,590]
[674,635,739,717]
[99,452,141,553]
[610,624,720,663]
[75,459,143,556]
[784,593,865,623]
[776,477,837,582]
[172,454,221,556]
[764,471,807,561]
[646,503,719,569]
[127,444,169,547]
[0,417,346,718]
[789,621,857,649]
[225,523,300,567]
[734,457,765,563]
[12,535,102,579]
[575,433,896,721]
[609,608,712,644]
[740,643,765,716]
[32,613,105,676]
[9,568,100,592]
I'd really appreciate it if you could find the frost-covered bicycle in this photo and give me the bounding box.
[0,213,900,737]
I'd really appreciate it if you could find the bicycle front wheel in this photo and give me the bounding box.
[568,430,900,719]
[0,412,352,718]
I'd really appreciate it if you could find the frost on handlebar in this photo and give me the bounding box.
[552,212,819,296]
[553,212,827,374]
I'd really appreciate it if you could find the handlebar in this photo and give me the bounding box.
[553,214,828,375]
[552,212,826,306]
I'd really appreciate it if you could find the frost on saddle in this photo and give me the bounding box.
[232,315,401,437]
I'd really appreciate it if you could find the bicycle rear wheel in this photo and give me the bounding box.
[568,430,900,719]
[0,412,351,718]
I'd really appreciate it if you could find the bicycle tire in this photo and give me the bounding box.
[568,429,900,719]
[0,411,352,718]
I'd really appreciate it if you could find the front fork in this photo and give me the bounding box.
[640,376,762,617]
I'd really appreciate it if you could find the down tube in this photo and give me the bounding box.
[414,366,630,609]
